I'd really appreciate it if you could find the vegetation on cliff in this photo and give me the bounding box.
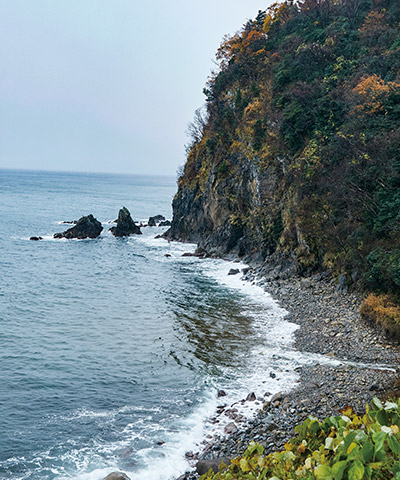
[171,0,400,327]
[200,398,400,480]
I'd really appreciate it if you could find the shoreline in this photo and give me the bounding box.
[178,263,400,479]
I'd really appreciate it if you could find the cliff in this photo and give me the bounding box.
[167,0,400,317]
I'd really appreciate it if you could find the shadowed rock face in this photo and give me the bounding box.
[110,207,142,236]
[53,215,103,239]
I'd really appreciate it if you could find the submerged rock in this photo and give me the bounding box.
[148,215,165,226]
[30,236,42,241]
[109,207,141,237]
[53,214,102,239]
[103,472,131,480]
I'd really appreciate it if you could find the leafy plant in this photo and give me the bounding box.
[200,399,400,480]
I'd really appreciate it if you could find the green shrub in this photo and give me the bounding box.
[201,398,400,480]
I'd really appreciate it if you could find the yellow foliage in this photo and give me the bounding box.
[352,74,400,114]
[360,293,400,335]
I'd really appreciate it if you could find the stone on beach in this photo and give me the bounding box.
[195,458,231,476]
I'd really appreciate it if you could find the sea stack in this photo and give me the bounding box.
[110,207,142,236]
[53,214,103,239]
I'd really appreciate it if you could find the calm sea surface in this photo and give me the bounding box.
[0,170,299,480]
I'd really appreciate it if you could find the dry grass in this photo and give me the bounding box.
[360,293,400,340]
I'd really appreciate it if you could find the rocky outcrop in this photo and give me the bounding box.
[148,215,165,226]
[110,207,141,236]
[53,214,103,239]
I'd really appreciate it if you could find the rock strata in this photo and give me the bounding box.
[110,207,141,236]
[53,214,102,239]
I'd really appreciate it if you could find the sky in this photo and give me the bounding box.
[0,0,271,176]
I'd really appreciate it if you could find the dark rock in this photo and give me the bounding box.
[182,252,197,257]
[103,472,131,480]
[61,220,78,224]
[110,207,142,237]
[246,392,256,401]
[196,458,231,476]
[159,220,171,227]
[30,236,42,241]
[271,391,283,403]
[336,273,349,294]
[53,214,103,239]
[148,215,166,226]
[217,389,227,397]
[269,372,276,379]
[228,268,240,275]
[242,267,250,275]
[164,254,171,258]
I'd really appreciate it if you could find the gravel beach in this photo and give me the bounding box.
[179,265,400,479]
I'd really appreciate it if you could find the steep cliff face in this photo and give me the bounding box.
[168,0,400,291]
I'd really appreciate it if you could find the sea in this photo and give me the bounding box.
[0,169,303,480]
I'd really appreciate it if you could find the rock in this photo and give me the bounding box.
[224,422,236,434]
[103,472,131,480]
[228,268,240,275]
[269,372,276,379]
[217,389,227,397]
[271,391,283,403]
[53,214,103,239]
[182,252,196,257]
[110,207,142,236]
[148,215,166,226]
[246,392,256,401]
[164,254,171,258]
[300,279,312,289]
[159,220,171,227]
[336,273,348,294]
[61,220,78,224]
[196,458,231,475]
[30,236,42,241]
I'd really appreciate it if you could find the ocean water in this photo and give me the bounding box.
[0,169,300,480]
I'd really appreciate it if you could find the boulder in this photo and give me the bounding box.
[103,473,131,480]
[148,215,166,226]
[159,220,171,227]
[196,458,231,476]
[30,236,42,241]
[110,207,142,237]
[53,214,103,239]
[228,268,240,275]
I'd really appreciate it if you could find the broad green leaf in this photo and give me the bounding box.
[377,410,389,426]
[385,401,398,410]
[240,458,249,472]
[371,397,383,410]
[372,431,386,454]
[388,434,400,456]
[332,460,347,480]
[315,464,333,480]
[325,437,334,450]
[361,440,374,463]
[348,460,365,480]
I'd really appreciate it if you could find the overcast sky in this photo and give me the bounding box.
[0,1,270,176]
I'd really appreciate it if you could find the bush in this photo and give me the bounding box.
[360,293,400,339]
[201,399,400,480]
